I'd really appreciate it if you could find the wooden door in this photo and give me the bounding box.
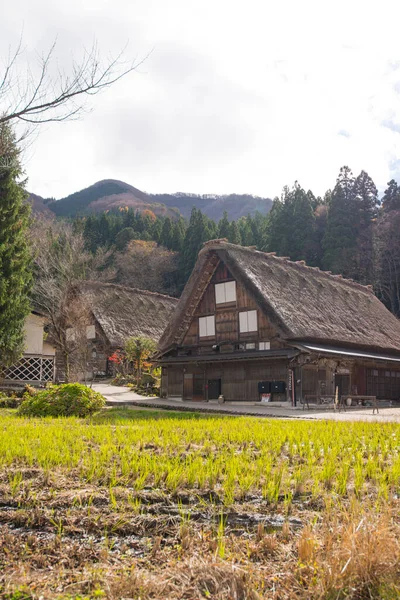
[183,373,193,400]
[193,373,205,401]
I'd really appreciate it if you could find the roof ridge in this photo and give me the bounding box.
[201,239,373,294]
[80,280,179,301]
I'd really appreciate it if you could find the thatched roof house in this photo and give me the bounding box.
[160,240,400,354]
[81,281,178,347]
[58,282,178,380]
[158,240,400,403]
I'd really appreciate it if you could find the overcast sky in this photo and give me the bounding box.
[3,0,400,200]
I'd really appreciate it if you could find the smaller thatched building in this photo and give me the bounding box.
[61,282,178,380]
[157,240,400,404]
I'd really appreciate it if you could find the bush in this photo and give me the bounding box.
[18,384,106,418]
[0,396,22,408]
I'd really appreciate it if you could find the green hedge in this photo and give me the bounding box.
[18,384,105,418]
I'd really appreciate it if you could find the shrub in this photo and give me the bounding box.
[0,396,22,408]
[18,384,106,418]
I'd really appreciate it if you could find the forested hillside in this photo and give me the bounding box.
[31,179,273,221]
[32,166,400,319]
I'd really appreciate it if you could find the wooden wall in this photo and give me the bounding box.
[182,261,285,349]
[164,359,289,402]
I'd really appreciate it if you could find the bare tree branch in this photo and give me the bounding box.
[0,38,149,125]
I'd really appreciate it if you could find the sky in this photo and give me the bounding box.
[2,0,400,200]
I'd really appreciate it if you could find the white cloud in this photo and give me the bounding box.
[2,0,400,199]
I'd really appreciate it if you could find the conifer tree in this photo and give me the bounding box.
[322,166,357,276]
[182,208,210,280]
[381,179,400,212]
[0,123,32,367]
[217,211,230,238]
[170,218,185,252]
[159,217,173,248]
[290,184,315,263]
[353,170,379,228]
[228,220,242,244]
[237,216,254,246]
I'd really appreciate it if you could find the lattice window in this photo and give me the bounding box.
[42,359,54,381]
[5,356,54,382]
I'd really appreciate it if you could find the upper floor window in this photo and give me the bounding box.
[239,310,257,333]
[199,315,216,338]
[215,281,236,304]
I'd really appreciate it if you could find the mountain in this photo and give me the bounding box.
[29,179,273,221]
[27,193,54,219]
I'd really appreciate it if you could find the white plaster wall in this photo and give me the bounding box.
[42,341,56,356]
[24,314,45,354]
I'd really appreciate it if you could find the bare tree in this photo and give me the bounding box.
[0,37,146,126]
[31,219,114,381]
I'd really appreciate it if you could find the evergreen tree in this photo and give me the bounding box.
[182,208,209,280]
[151,218,162,244]
[237,216,254,246]
[0,123,32,367]
[98,212,111,246]
[290,184,315,263]
[218,211,230,238]
[353,170,379,228]
[170,218,185,252]
[115,227,136,251]
[264,193,290,255]
[381,179,400,212]
[228,220,242,244]
[322,166,357,276]
[159,217,173,248]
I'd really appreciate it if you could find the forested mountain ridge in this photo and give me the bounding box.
[30,179,273,221]
[28,166,400,321]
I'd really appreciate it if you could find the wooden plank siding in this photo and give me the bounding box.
[182,261,285,350]
[163,360,289,402]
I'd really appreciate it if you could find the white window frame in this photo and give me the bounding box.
[86,325,96,340]
[259,341,271,351]
[199,315,216,338]
[239,310,258,333]
[215,281,236,305]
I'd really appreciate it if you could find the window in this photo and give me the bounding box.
[259,341,271,350]
[246,343,256,350]
[86,325,96,339]
[215,281,236,304]
[239,310,257,333]
[199,315,215,338]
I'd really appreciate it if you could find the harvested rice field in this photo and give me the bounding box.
[0,408,399,599]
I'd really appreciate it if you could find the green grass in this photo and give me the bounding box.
[91,406,223,423]
[0,412,398,503]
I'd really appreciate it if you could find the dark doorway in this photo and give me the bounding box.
[208,378,222,400]
[335,374,350,398]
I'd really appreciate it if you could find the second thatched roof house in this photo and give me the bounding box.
[61,282,178,380]
[157,240,400,404]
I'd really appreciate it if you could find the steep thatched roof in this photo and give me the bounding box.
[80,282,178,347]
[159,240,400,354]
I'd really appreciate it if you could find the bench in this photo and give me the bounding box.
[341,395,379,414]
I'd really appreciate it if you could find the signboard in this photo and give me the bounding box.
[261,393,271,403]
